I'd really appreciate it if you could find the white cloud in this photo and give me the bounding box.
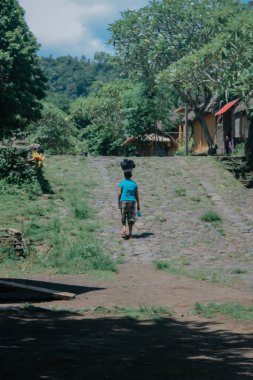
[18,0,149,57]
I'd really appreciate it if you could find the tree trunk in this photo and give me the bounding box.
[246,118,253,168]
[195,113,214,151]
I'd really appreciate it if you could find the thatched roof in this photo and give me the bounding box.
[175,106,192,114]
[234,101,246,114]
[176,98,219,119]
[234,99,253,114]
[124,134,172,145]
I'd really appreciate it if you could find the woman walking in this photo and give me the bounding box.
[117,170,140,239]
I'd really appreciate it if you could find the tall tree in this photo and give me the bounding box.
[0,0,46,137]
[108,0,243,135]
[70,80,133,155]
[109,0,242,86]
[158,53,215,149]
[158,9,253,165]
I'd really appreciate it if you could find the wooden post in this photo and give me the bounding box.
[185,103,189,156]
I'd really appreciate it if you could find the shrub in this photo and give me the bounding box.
[0,147,46,194]
[28,102,78,154]
[232,142,245,157]
[175,145,186,156]
[0,147,37,184]
[82,123,124,156]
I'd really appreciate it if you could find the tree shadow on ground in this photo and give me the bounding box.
[0,279,104,302]
[0,307,252,380]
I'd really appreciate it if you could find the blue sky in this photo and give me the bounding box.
[18,0,150,58]
[18,0,250,59]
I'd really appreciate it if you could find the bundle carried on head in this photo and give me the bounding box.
[120,158,135,173]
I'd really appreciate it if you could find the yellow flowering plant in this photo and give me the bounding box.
[31,151,45,167]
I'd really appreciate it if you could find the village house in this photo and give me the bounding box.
[176,98,250,155]
[123,132,178,157]
[232,100,252,147]
[176,101,217,155]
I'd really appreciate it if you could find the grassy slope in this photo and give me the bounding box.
[0,156,116,275]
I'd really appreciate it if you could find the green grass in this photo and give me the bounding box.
[153,260,187,276]
[194,302,253,320]
[231,143,245,157]
[200,211,222,223]
[175,187,186,197]
[191,195,201,203]
[38,305,173,319]
[0,246,16,261]
[0,156,116,275]
[70,196,93,219]
[93,305,173,320]
[231,268,247,274]
[20,303,37,311]
[200,211,222,229]
[154,260,234,286]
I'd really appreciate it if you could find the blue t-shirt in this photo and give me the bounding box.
[118,179,138,202]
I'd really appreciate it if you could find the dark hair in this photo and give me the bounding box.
[124,171,132,179]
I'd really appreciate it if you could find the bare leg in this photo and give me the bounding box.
[128,222,134,238]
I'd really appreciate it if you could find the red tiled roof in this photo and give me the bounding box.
[215,99,240,116]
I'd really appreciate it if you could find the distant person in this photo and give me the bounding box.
[225,136,232,155]
[117,170,140,239]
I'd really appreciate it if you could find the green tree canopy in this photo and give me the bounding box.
[158,9,253,163]
[0,0,46,137]
[39,52,118,112]
[70,80,138,155]
[109,0,243,86]
[28,102,77,154]
[108,0,243,141]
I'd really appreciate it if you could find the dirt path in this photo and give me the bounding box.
[1,156,253,379]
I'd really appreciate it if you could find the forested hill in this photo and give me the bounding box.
[39,52,118,102]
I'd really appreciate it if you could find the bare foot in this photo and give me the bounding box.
[120,226,126,237]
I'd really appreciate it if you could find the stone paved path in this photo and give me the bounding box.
[89,156,253,291]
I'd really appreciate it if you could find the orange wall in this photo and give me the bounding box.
[192,115,216,154]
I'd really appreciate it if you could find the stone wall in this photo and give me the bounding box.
[0,228,26,258]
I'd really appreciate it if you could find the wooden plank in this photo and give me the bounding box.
[0,280,75,300]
